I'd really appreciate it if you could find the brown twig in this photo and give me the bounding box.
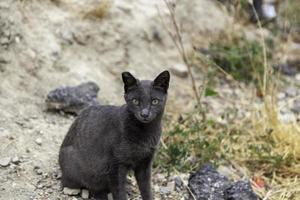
[160,0,201,104]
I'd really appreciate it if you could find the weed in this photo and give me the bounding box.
[82,0,112,19]
[206,34,274,85]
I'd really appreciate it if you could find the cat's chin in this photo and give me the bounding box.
[139,119,152,124]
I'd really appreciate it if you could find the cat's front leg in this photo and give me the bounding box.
[109,165,128,200]
[134,157,153,200]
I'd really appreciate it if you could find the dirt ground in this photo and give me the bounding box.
[1,0,299,200]
[0,0,233,199]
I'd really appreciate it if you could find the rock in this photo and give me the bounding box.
[291,100,300,114]
[46,82,100,115]
[167,181,175,191]
[276,92,286,100]
[296,73,300,82]
[279,113,295,123]
[81,189,89,199]
[155,173,166,182]
[172,176,183,188]
[273,63,298,76]
[154,185,160,192]
[160,185,173,194]
[188,163,231,200]
[107,193,113,200]
[53,170,62,180]
[261,3,277,20]
[170,63,188,78]
[63,187,81,196]
[35,138,42,145]
[188,163,259,200]
[225,181,259,200]
[11,156,20,164]
[285,87,298,97]
[0,157,11,167]
[34,166,43,175]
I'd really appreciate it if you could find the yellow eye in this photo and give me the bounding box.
[152,99,159,105]
[132,98,139,105]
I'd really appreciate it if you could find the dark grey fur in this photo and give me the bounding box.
[59,71,170,200]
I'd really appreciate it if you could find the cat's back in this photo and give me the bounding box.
[61,104,123,148]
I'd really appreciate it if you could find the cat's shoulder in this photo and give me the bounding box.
[78,104,124,117]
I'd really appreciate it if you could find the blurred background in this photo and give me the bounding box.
[0,0,299,199]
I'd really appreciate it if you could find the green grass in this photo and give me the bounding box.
[207,35,273,85]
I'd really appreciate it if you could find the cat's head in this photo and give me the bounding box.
[122,70,170,123]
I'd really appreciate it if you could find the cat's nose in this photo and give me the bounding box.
[140,109,150,118]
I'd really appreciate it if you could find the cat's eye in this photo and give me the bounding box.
[132,98,139,105]
[152,99,159,105]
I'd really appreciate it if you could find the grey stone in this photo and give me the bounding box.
[225,181,259,200]
[188,163,231,200]
[81,189,89,199]
[160,186,172,194]
[107,193,113,200]
[296,73,300,81]
[0,157,11,167]
[34,166,43,175]
[35,138,42,145]
[46,82,100,115]
[291,100,300,114]
[173,176,183,187]
[285,87,298,97]
[11,156,20,164]
[63,187,80,196]
[170,63,188,78]
[276,92,286,100]
[188,163,259,200]
[167,181,175,191]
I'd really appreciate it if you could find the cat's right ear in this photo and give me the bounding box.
[122,72,137,92]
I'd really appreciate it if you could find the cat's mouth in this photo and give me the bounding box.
[135,113,153,123]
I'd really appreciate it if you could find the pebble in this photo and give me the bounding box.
[0,157,11,167]
[81,189,89,199]
[63,187,81,196]
[172,176,183,187]
[34,166,43,175]
[53,170,62,180]
[160,181,175,194]
[35,138,42,145]
[170,63,188,78]
[167,181,175,191]
[291,100,300,114]
[154,185,160,192]
[277,92,286,100]
[11,156,20,164]
[285,87,298,97]
[279,113,295,123]
[296,73,300,82]
[107,193,113,200]
[155,173,166,182]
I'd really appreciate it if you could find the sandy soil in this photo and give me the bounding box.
[0,0,233,199]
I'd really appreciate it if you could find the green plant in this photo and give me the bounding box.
[154,114,225,172]
[207,35,273,85]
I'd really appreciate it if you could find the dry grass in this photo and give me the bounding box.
[82,0,112,19]
[157,1,300,199]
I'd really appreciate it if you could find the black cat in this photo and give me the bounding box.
[59,71,170,200]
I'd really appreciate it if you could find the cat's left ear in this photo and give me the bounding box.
[153,70,170,93]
